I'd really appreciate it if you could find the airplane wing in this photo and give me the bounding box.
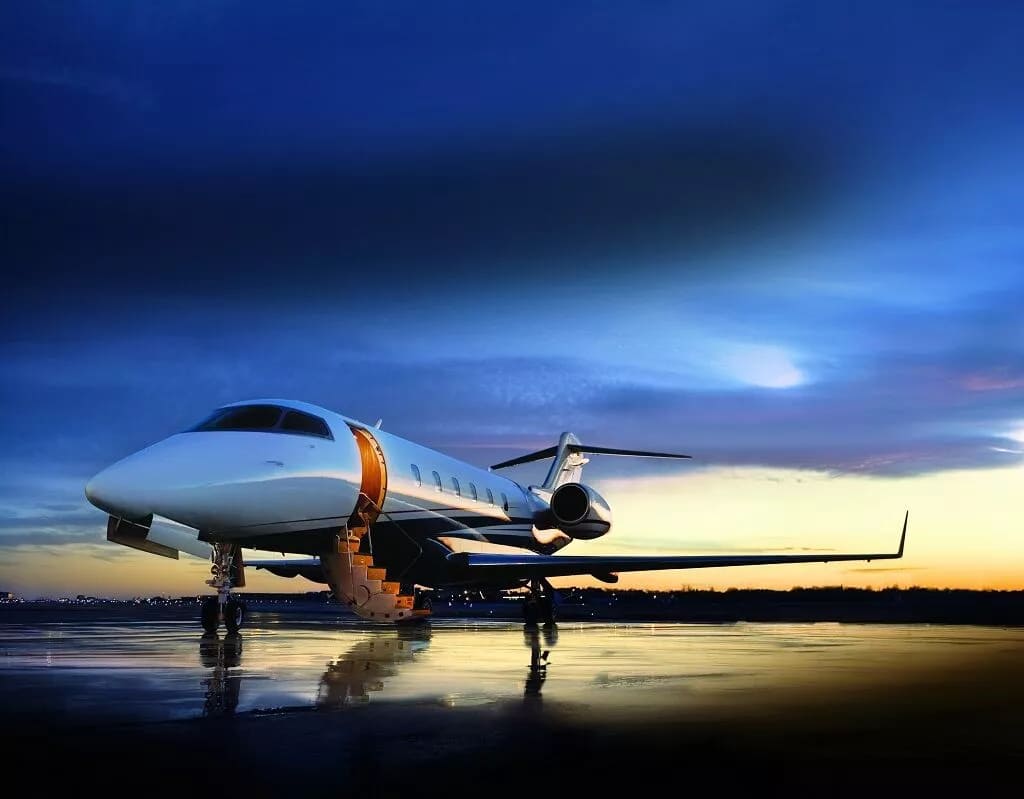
[447,512,908,583]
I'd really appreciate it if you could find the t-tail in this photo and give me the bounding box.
[490,433,690,541]
[490,432,691,489]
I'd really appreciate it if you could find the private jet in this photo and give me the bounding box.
[85,399,908,631]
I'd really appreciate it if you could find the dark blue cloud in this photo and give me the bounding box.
[5,2,1023,307]
[1,125,834,311]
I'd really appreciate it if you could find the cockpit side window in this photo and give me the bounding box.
[280,410,332,439]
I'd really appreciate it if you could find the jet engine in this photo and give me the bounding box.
[548,482,612,540]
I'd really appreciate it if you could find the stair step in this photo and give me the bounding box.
[336,539,360,554]
[380,581,401,595]
[351,554,373,567]
[394,595,414,609]
[366,567,387,581]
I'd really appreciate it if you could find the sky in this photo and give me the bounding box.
[1,2,1022,597]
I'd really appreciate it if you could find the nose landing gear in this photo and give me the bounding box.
[201,596,220,633]
[202,543,246,633]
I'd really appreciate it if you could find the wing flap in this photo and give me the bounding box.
[249,558,327,583]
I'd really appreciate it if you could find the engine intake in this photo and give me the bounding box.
[549,482,612,540]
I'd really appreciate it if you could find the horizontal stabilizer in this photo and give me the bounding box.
[491,443,690,470]
[490,446,559,470]
[573,445,692,460]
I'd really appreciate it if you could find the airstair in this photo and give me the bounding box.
[323,426,428,622]
[319,510,429,623]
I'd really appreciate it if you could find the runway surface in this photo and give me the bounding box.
[3,610,1023,793]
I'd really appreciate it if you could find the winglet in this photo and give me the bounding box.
[897,510,909,557]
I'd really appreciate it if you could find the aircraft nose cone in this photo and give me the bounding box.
[84,475,99,505]
[85,463,148,520]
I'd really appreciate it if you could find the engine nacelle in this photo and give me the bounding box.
[549,482,612,540]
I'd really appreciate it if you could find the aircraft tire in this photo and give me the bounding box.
[224,599,245,634]
[523,596,540,627]
[201,597,220,633]
[540,595,556,625]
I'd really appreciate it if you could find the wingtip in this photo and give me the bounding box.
[898,510,909,557]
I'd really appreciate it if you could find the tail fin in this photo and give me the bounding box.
[490,432,691,489]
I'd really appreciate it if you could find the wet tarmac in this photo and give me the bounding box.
[3,610,1023,794]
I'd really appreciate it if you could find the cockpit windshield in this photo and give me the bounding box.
[199,405,282,431]
[191,405,332,439]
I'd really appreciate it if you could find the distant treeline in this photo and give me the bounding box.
[247,585,1024,624]
[6,586,1023,625]
[546,586,1024,624]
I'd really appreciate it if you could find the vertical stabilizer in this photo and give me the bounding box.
[542,433,588,489]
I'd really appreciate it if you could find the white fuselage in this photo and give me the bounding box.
[85,399,553,585]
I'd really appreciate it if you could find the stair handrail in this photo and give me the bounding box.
[355,492,423,581]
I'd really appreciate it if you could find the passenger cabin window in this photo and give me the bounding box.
[486,488,494,505]
[432,471,442,492]
[411,464,421,486]
[469,483,478,501]
[192,404,333,439]
[501,492,509,512]
[451,476,461,496]
[280,410,332,438]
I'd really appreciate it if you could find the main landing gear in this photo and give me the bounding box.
[202,543,246,634]
[523,577,557,627]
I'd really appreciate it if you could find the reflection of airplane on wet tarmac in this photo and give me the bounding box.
[199,633,243,717]
[86,399,908,631]
[524,626,558,701]
[318,629,431,708]
[199,626,554,716]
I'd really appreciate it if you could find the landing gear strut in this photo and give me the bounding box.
[203,543,246,633]
[523,577,556,627]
